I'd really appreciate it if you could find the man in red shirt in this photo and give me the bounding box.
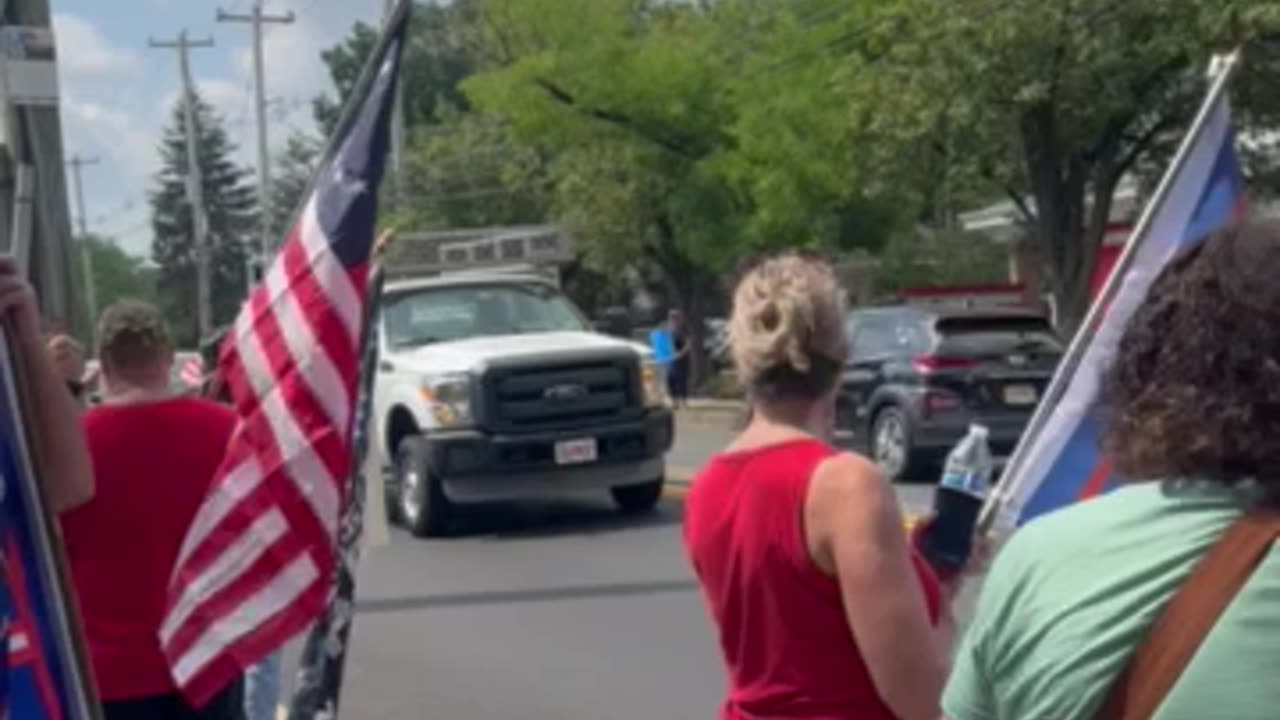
[61,301,244,719]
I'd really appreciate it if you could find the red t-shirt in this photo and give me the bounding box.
[684,439,942,720]
[62,397,236,700]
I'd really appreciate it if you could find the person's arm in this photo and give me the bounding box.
[0,257,94,512]
[809,453,951,720]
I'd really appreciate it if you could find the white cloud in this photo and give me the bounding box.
[53,14,141,76]
[63,94,157,182]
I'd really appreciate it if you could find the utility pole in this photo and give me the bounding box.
[217,2,294,272]
[383,0,406,206]
[66,154,100,328]
[150,31,216,341]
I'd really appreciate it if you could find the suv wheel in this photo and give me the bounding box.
[396,436,453,537]
[611,478,664,514]
[871,406,920,482]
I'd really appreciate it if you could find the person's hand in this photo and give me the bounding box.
[47,334,85,382]
[0,255,43,344]
[909,515,992,597]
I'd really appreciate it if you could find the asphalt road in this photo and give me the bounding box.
[296,416,945,719]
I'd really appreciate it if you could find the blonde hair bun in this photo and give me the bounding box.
[729,253,848,396]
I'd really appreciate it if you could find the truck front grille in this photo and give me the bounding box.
[483,357,640,432]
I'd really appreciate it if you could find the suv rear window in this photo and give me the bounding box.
[934,317,1061,356]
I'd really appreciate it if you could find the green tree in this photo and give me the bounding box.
[841,0,1280,332]
[460,0,901,381]
[269,132,322,240]
[150,93,258,347]
[873,229,1009,297]
[385,111,550,231]
[70,234,158,332]
[313,2,476,136]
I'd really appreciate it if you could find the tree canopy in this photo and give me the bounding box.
[315,0,1280,350]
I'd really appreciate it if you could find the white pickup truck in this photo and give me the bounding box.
[373,270,674,536]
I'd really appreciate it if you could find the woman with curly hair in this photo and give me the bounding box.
[942,217,1280,720]
[684,253,970,720]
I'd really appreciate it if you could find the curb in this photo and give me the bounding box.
[675,400,747,427]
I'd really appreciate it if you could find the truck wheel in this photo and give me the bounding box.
[611,478,664,514]
[396,436,452,537]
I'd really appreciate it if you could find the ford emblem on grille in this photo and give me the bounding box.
[544,383,589,401]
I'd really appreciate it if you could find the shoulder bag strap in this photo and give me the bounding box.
[1096,509,1280,720]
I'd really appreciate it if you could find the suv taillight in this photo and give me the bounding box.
[912,354,977,374]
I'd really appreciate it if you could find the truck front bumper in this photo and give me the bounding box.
[423,408,675,503]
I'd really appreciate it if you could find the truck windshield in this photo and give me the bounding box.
[383,282,590,348]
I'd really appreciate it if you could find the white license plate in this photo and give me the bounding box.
[555,438,599,466]
[1003,384,1038,406]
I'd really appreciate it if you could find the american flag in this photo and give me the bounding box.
[179,356,205,389]
[158,8,408,705]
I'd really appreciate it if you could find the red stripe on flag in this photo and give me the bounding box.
[1076,457,1114,501]
[177,581,328,706]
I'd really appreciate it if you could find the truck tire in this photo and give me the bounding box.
[396,436,452,537]
[611,478,664,514]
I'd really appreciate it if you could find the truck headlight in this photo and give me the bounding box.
[420,375,473,428]
[641,361,669,408]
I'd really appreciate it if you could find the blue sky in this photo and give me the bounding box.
[54,0,384,256]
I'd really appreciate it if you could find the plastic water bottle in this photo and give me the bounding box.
[920,424,993,574]
[940,424,994,498]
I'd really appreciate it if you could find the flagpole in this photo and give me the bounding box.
[978,50,1242,535]
[286,234,392,719]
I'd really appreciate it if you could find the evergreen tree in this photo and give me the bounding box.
[268,132,322,240]
[150,92,258,347]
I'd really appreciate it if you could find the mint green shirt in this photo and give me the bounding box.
[943,482,1280,720]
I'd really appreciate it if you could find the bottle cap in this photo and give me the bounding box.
[970,423,990,438]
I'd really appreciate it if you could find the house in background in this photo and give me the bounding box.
[957,180,1144,325]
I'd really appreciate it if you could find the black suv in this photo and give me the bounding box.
[837,306,1062,481]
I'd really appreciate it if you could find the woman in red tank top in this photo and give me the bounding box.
[684,254,965,720]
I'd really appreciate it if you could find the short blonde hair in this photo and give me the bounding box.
[729,253,848,399]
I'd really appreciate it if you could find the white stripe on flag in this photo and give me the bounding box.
[161,508,289,645]
[171,552,320,686]
[174,458,264,571]
[235,318,341,539]
[263,258,352,432]
[998,96,1234,522]
[297,197,362,344]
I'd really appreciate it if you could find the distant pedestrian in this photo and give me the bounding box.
[60,301,244,720]
[942,219,1280,720]
[684,253,972,720]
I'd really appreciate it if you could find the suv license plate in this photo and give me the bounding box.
[1003,384,1038,407]
[555,438,599,466]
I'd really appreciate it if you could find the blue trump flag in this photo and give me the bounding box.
[987,54,1248,529]
[0,337,97,719]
